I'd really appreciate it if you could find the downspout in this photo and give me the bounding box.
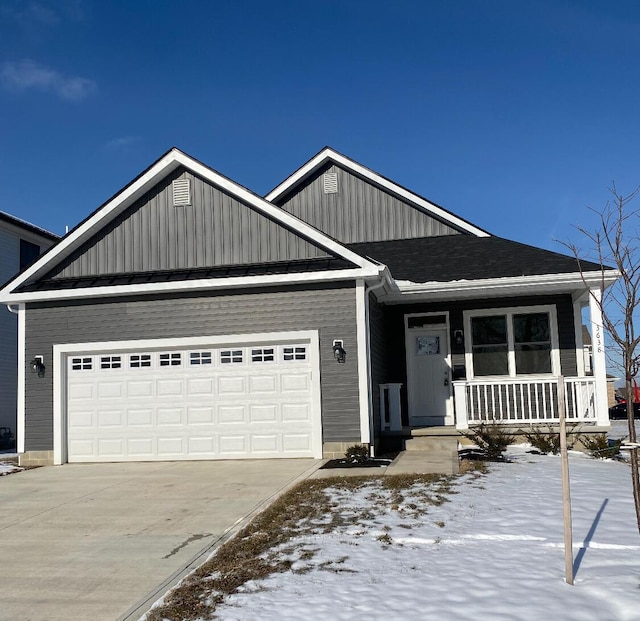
[364,267,395,457]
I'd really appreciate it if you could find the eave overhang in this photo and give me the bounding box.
[376,269,620,304]
[0,265,384,304]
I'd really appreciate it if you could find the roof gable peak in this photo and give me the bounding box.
[265,148,490,238]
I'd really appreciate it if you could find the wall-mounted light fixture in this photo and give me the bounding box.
[454,330,464,346]
[332,339,347,364]
[30,355,45,378]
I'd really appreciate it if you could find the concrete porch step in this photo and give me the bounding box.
[386,449,459,475]
[404,435,460,452]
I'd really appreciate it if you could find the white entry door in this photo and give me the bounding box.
[407,328,453,426]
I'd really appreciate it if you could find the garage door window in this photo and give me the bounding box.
[130,354,151,368]
[71,357,92,371]
[221,350,243,364]
[100,356,122,369]
[190,351,212,365]
[252,347,275,362]
[159,353,182,367]
[283,346,306,361]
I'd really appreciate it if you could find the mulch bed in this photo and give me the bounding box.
[320,452,399,469]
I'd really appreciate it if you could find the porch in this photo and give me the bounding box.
[380,375,608,432]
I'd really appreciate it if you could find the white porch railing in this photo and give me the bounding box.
[453,376,598,430]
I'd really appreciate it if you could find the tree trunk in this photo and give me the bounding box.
[626,378,640,533]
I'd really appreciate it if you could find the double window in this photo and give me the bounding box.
[466,307,558,377]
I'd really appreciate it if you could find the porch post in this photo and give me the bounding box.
[453,381,469,429]
[589,288,609,426]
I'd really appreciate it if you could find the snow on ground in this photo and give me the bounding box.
[215,448,640,621]
[0,462,21,476]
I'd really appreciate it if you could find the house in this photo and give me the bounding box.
[0,148,617,466]
[0,212,58,441]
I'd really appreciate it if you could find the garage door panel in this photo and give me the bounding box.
[157,408,184,425]
[68,410,95,428]
[250,404,278,422]
[188,378,215,395]
[249,375,277,394]
[218,405,246,424]
[66,338,318,462]
[127,409,154,426]
[251,435,279,453]
[283,434,312,452]
[97,410,123,427]
[127,380,154,398]
[218,435,247,455]
[281,373,311,392]
[68,383,95,401]
[218,376,246,395]
[127,438,154,456]
[188,407,214,424]
[282,403,311,422]
[157,379,184,397]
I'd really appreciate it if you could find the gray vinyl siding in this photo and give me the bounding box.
[24,283,360,451]
[0,222,56,435]
[275,163,463,243]
[48,167,328,279]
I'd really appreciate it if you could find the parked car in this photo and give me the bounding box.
[609,401,640,420]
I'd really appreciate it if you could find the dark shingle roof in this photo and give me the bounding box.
[346,235,604,283]
[17,257,354,292]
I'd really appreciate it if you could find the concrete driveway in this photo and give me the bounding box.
[0,459,319,621]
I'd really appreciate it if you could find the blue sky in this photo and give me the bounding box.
[1,0,639,257]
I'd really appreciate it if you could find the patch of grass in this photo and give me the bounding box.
[146,472,464,621]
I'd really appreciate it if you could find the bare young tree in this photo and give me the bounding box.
[563,185,640,532]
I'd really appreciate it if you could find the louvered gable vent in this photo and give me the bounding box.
[323,172,338,194]
[172,179,191,206]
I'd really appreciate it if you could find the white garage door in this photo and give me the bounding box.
[66,339,318,462]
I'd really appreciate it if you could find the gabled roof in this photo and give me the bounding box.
[0,211,59,241]
[265,147,490,238]
[0,149,382,303]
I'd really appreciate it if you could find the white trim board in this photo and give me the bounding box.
[52,330,323,465]
[0,149,380,301]
[1,267,382,304]
[265,147,490,238]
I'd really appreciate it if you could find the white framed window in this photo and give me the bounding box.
[464,305,559,378]
[251,347,275,363]
[100,355,122,369]
[130,354,152,368]
[283,346,307,361]
[159,352,182,367]
[71,357,92,371]
[190,351,212,365]
[220,349,243,364]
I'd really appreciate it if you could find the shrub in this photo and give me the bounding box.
[583,434,622,459]
[344,444,370,464]
[461,423,512,461]
[523,425,582,455]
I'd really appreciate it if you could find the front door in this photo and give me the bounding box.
[407,327,453,426]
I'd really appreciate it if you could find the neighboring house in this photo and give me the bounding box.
[0,212,58,440]
[0,148,617,466]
